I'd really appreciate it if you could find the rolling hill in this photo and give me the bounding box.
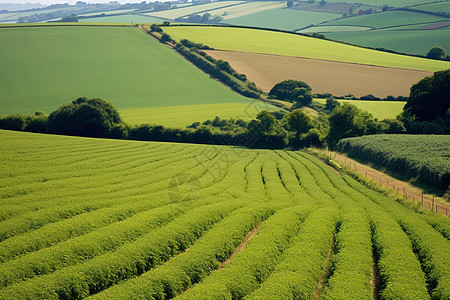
[0,25,272,127]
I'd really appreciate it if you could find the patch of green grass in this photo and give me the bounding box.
[298,25,372,33]
[323,11,448,28]
[412,2,450,14]
[0,26,251,116]
[78,9,138,17]
[163,25,450,71]
[324,0,437,7]
[315,99,405,119]
[120,102,280,128]
[327,27,450,56]
[225,8,341,31]
[79,14,166,23]
[145,1,244,19]
[208,1,286,20]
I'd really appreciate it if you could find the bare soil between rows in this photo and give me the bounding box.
[204,50,431,98]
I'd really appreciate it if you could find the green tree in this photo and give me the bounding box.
[46,97,125,138]
[325,97,340,112]
[269,80,312,102]
[286,109,313,135]
[161,33,172,43]
[426,47,446,60]
[150,23,162,33]
[287,1,294,8]
[403,69,450,122]
[162,21,170,26]
[326,103,378,147]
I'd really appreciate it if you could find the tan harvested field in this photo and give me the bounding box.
[204,50,432,97]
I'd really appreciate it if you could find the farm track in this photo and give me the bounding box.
[0,130,448,299]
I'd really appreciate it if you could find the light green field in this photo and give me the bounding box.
[145,1,243,19]
[324,0,437,7]
[0,129,448,299]
[78,9,137,17]
[163,26,450,71]
[315,99,405,119]
[225,8,341,31]
[298,25,373,33]
[0,6,73,21]
[0,25,255,118]
[323,10,448,28]
[80,14,166,23]
[208,1,286,20]
[327,27,450,56]
[121,102,280,127]
[412,1,450,14]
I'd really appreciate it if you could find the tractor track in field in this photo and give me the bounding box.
[218,221,264,270]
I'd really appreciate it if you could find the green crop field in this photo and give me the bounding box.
[0,129,448,299]
[324,0,437,7]
[225,8,341,31]
[315,99,405,119]
[207,1,286,20]
[79,14,166,23]
[120,102,279,128]
[413,1,450,14]
[145,1,244,19]
[327,26,450,56]
[299,25,372,33]
[337,134,450,190]
[163,25,450,71]
[323,10,448,28]
[0,25,263,127]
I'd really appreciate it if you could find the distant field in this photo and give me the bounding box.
[145,1,243,19]
[299,25,372,33]
[121,102,279,127]
[324,10,448,28]
[0,26,253,118]
[327,27,450,56]
[205,50,430,98]
[225,8,341,31]
[315,99,405,119]
[78,9,137,17]
[324,0,438,7]
[209,1,286,20]
[412,2,450,14]
[80,14,165,23]
[163,26,450,71]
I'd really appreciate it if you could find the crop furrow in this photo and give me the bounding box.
[88,204,274,300]
[0,201,240,300]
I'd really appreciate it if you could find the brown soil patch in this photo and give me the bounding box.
[218,221,264,270]
[204,50,431,98]
[422,20,450,29]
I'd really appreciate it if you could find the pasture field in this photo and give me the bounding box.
[78,9,137,17]
[145,1,243,19]
[163,26,450,71]
[0,129,449,299]
[120,102,279,127]
[327,26,450,56]
[315,99,405,119]
[0,25,258,124]
[337,134,450,190]
[323,10,448,28]
[413,1,450,14]
[324,0,438,7]
[225,8,341,31]
[299,25,373,33]
[207,1,286,20]
[79,14,165,23]
[204,50,431,97]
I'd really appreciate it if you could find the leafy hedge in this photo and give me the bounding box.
[337,134,450,190]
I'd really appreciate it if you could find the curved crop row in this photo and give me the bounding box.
[245,207,339,299]
[176,206,309,299]
[0,201,241,300]
[89,204,274,299]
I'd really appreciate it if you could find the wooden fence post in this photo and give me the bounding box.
[432,195,435,211]
[421,193,424,206]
